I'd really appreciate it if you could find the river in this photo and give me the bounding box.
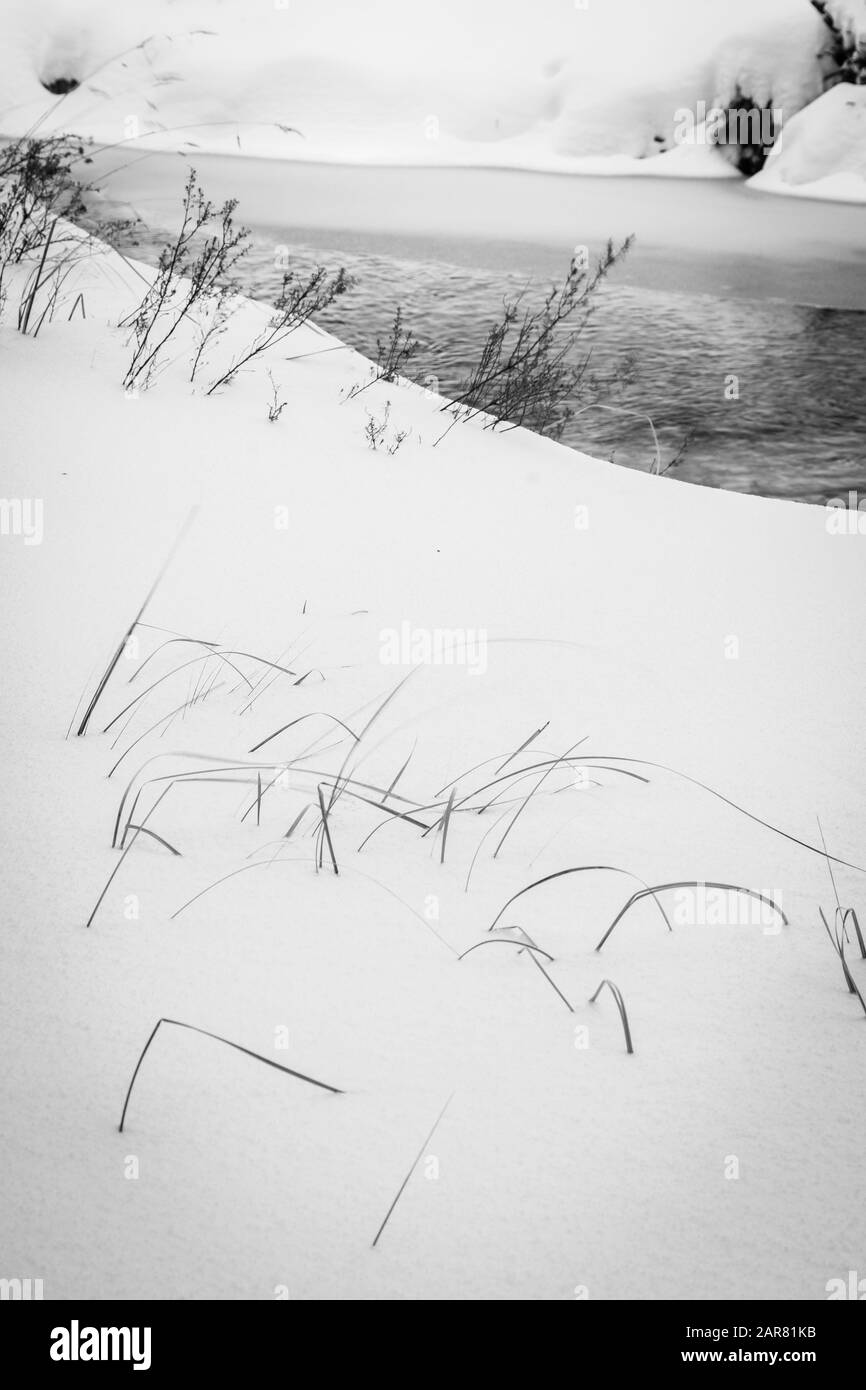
[87,150,866,501]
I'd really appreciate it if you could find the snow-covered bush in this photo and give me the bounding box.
[813,0,866,84]
[721,91,780,174]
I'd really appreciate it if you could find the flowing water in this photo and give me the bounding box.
[91,152,866,501]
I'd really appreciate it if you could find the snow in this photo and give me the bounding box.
[751,82,866,200]
[0,0,861,195]
[1,217,865,1299]
[826,0,866,42]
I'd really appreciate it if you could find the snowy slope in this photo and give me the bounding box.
[1,223,865,1299]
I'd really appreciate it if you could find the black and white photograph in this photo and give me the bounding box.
[1,0,864,1341]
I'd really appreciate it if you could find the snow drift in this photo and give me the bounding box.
[0,0,863,196]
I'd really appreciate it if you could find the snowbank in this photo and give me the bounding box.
[0,0,856,192]
[751,81,866,200]
[1,218,865,1298]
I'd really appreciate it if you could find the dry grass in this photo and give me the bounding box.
[589,979,634,1054]
[118,1017,342,1133]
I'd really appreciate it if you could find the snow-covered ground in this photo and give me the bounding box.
[2,0,865,1305]
[1,215,865,1299]
[1,0,865,199]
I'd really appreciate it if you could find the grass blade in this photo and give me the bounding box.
[589,979,634,1053]
[86,785,174,928]
[488,866,673,935]
[317,784,339,875]
[118,1016,343,1132]
[459,940,554,964]
[76,506,198,736]
[371,1092,454,1248]
[595,881,787,952]
[439,788,456,865]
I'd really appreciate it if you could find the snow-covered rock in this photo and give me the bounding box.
[751,81,866,201]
